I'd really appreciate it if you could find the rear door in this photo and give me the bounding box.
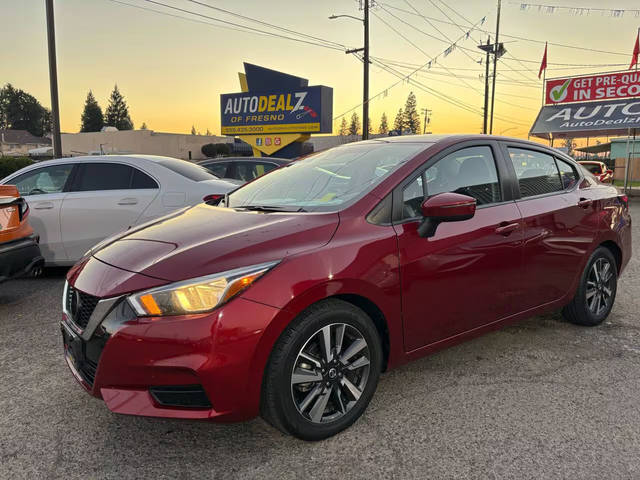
[502,143,598,311]
[60,162,159,260]
[393,141,524,351]
[8,163,75,263]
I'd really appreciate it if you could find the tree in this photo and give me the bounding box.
[393,108,404,132]
[0,83,51,137]
[563,138,576,157]
[104,84,133,130]
[205,128,212,136]
[202,143,231,157]
[379,112,389,134]
[338,117,348,136]
[403,91,420,134]
[80,90,103,132]
[348,112,361,136]
[140,122,148,130]
[368,117,373,136]
[191,125,197,135]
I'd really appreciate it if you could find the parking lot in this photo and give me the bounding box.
[0,201,637,479]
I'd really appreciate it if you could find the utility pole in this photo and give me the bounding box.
[330,0,371,141]
[478,37,492,134]
[45,0,62,157]
[489,0,501,135]
[421,108,432,134]
[362,0,370,140]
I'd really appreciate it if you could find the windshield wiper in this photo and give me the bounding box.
[234,205,307,213]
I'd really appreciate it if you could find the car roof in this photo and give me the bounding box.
[14,154,188,168]
[199,156,289,165]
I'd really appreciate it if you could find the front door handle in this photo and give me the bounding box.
[495,222,519,236]
[117,198,138,206]
[578,198,593,209]
[33,202,54,210]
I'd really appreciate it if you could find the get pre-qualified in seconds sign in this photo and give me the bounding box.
[545,71,640,105]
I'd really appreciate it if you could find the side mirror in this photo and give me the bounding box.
[417,192,477,238]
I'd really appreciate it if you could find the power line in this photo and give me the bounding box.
[378,2,630,57]
[183,0,346,49]
[125,0,349,51]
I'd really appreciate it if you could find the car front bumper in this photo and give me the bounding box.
[62,260,288,422]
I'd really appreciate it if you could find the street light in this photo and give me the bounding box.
[329,4,370,140]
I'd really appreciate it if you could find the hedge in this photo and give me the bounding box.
[0,156,34,179]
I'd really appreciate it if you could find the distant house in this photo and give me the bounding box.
[0,129,51,156]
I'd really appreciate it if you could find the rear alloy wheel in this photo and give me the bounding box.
[563,247,618,326]
[261,299,382,440]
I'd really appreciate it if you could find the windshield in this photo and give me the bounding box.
[227,142,427,212]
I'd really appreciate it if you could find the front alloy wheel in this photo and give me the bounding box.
[291,323,371,424]
[261,299,382,440]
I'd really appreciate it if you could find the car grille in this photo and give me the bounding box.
[66,285,100,330]
[79,358,98,386]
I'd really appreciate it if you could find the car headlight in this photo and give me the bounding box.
[127,261,279,317]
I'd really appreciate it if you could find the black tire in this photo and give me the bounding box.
[261,299,382,441]
[562,246,618,326]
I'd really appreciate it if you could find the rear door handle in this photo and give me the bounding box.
[33,202,54,210]
[578,198,593,209]
[117,198,138,205]
[495,222,520,236]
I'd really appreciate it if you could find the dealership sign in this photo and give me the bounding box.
[220,86,332,135]
[545,71,640,105]
[530,97,640,138]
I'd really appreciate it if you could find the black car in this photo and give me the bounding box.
[198,157,289,183]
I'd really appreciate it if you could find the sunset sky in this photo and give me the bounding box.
[2,0,640,142]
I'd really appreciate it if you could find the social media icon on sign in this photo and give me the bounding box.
[265,138,272,146]
[256,138,262,146]
[275,137,281,145]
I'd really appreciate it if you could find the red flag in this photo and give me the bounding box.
[630,32,640,70]
[538,42,548,79]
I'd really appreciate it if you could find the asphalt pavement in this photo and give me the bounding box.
[1,202,639,479]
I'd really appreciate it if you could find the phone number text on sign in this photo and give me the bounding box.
[546,71,640,105]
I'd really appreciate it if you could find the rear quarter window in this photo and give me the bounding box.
[157,158,216,182]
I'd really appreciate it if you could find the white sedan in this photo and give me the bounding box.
[1,155,240,265]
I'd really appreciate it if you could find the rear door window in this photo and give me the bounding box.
[71,163,133,191]
[555,158,579,189]
[156,158,214,182]
[508,148,562,198]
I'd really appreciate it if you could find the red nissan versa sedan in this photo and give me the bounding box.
[61,135,631,440]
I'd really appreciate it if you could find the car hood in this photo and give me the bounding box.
[93,203,339,282]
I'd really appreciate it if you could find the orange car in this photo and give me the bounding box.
[0,185,43,283]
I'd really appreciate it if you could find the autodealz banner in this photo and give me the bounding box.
[220,86,332,135]
[530,97,640,136]
[545,71,640,105]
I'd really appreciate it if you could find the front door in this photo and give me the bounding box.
[10,163,75,263]
[393,144,524,352]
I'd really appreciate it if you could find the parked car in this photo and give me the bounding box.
[1,155,241,265]
[199,156,289,182]
[0,185,44,282]
[60,135,631,440]
[578,160,613,183]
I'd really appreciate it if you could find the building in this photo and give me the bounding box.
[0,129,51,156]
[60,129,233,160]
